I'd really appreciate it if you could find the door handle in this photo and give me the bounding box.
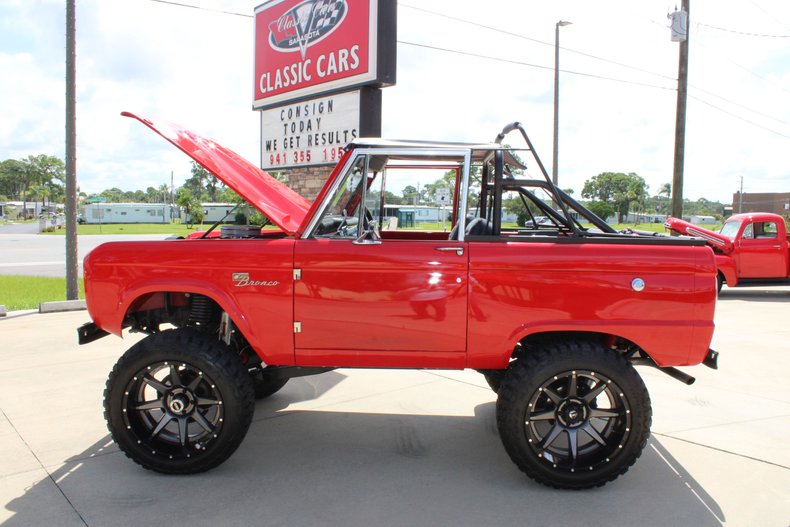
[436,247,464,256]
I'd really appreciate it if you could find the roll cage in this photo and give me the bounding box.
[303,122,618,242]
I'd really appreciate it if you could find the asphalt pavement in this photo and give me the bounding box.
[0,223,168,277]
[1,288,789,526]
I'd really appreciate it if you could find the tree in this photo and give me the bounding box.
[402,185,420,204]
[100,187,125,203]
[176,187,204,228]
[587,201,615,222]
[183,161,222,202]
[582,172,648,222]
[422,173,454,203]
[0,156,65,209]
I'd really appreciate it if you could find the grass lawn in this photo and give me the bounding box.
[0,275,85,311]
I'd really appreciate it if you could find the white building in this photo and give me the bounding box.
[81,203,172,224]
[200,203,240,223]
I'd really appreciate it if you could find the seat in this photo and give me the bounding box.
[465,217,493,237]
[448,215,475,240]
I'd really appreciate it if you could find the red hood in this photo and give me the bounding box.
[122,112,311,236]
[664,217,734,253]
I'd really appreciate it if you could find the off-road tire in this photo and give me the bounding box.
[496,340,651,489]
[104,328,255,474]
[480,370,505,393]
[249,367,289,399]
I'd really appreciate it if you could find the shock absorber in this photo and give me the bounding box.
[187,294,216,328]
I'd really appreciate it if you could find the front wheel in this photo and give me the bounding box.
[104,328,255,474]
[496,341,651,489]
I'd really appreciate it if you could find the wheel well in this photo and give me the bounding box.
[514,331,646,362]
[123,292,260,365]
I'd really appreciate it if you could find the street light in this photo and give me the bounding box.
[552,20,572,187]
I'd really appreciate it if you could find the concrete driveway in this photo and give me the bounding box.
[1,289,789,526]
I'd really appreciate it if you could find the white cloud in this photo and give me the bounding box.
[0,0,788,204]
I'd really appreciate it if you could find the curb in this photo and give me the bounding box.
[0,308,37,320]
[39,300,87,313]
[0,301,87,319]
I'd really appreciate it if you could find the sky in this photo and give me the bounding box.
[0,0,788,205]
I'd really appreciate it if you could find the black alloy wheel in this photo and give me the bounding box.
[496,341,651,489]
[104,329,255,474]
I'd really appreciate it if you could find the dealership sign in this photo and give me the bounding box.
[253,0,395,109]
[260,88,381,170]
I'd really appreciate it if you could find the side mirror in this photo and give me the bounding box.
[353,222,381,245]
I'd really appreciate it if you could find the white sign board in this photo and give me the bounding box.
[261,90,361,170]
[435,188,451,205]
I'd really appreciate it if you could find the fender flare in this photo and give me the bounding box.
[115,279,268,360]
[714,254,738,287]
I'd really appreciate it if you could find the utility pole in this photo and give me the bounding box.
[65,0,79,300]
[552,20,572,187]
[671,0,689,220]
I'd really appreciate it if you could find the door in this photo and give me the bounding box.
[737,220,787,278]
[293,239,468,367]
[292,150,471,368]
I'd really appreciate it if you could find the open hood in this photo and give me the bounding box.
[122,112,311,235]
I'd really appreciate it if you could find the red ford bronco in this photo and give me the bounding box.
[78,113,719,489]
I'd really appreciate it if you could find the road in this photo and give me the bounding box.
[0,224,168,277]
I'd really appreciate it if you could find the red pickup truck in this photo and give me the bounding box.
[78,113,718,489]
[665,213,790,290]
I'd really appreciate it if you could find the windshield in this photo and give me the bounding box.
[719,220,741,238]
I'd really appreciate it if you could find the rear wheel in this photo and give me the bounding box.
[479,370,505,393]
[496,340,651,489]
[104,328,255,474]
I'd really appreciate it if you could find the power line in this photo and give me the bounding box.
[397,40,676,91]
[747,0,790,33]
[145,0,788,138]
[399,3,789,128]
[696,21,790,38]
[148,0,252,18]
[688,94,790,139]
[693,38,790,97]
[399,3,677,83]
[400,2,790,134]
[688,83,790,127]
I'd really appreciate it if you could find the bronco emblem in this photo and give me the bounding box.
[232,273,280,287]
[268,0,348,59]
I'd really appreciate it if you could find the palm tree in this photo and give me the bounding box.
[659,183,671,214]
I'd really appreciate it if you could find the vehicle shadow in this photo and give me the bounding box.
[718,288,790,302]
[4,389,724,527]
